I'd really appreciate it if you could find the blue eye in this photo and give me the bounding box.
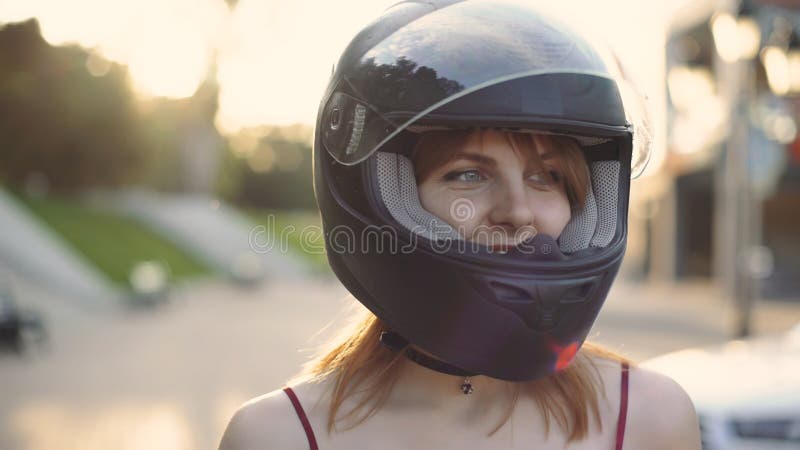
[527,170,562,186]
[444,169,485,183]
[527,172,550,185]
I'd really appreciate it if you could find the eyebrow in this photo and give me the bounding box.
[451,152,497,167]
[451,151,556,166]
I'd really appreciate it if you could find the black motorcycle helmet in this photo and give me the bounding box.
[313,0,651,381]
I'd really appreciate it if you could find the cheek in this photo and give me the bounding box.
[417,182,445,219]
[418,183,456,227]
[535,194,572,238]
[417,183,485,234]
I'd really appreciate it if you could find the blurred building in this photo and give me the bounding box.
[179,55,224,194]
[642,0,800,303]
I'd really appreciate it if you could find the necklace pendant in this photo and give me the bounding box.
[460,377,474,395]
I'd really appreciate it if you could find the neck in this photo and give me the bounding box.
[386,350,513,415]
[376,332,515,420]
[403,346,475,377]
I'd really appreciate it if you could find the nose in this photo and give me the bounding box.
[488,178,535,232]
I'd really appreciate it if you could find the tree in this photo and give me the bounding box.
[218,125,316,210]
[0,19,152,193]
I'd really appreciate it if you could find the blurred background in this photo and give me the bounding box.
[0,0,798,449]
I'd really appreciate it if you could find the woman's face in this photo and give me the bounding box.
[417,130,572,250]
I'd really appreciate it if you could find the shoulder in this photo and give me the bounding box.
[623,366,702,450]
[218,384,319,450]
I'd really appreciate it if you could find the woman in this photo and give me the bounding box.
[220,2,701,449]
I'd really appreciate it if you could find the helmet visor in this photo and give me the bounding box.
[320,0,646,168]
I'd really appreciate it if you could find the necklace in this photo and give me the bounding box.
[379,331,477,395]
[461,377,474,395]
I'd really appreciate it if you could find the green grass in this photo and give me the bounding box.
[17,194,212,288]
[245,209,331,274]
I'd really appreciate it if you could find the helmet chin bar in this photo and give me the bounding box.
[466,244,604,332]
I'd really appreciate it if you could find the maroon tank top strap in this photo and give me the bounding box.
[283,387,319,450]
[615,362,630,450]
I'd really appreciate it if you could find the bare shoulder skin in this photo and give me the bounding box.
[218,387,314,450]
[218,361,701,450]
[622,366,703,450]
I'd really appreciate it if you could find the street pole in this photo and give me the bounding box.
[732,58,757,337]
[715,2,760,339]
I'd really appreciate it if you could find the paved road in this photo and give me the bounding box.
[1,274,798,450]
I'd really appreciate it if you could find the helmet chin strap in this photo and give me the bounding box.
[379,331,477,395]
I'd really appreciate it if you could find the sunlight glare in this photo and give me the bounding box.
[126,28,209,99]
[216,0,395,133]
[112,0,228,99]
[3,0,228,99]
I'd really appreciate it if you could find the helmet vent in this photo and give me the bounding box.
[487,281,542,329]
[330,107,341,130]
[486,279,598,331]
[489,282,530,302]
[345,104,367,155]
